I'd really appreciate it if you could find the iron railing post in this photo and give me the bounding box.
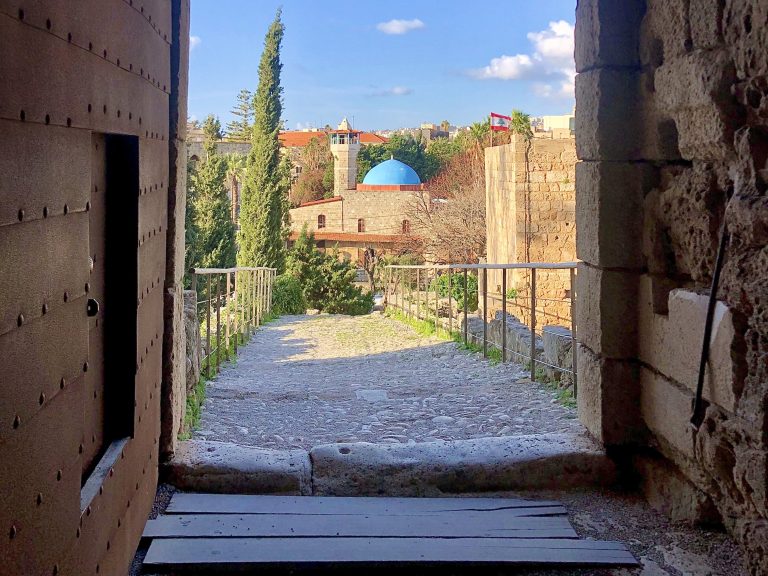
[191,270,202,381]
[447,268,453,336]
[215,274,221,374]
[225,272,231,361]
[233,271,239,353]
[206,274,212,379]
[530,268,537,380]
[416,268,421,321]
[463,269,468,346]
[434,268,439,332]
[570,266,577,398]
[502,268,507,363]
[482,267,488,358]
[252,269,257,326]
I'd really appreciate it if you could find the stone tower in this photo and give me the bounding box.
[329,117,361,195]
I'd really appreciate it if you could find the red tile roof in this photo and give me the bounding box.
[296,196,343,208]
[278,130,388,147]
[289,231,401,243]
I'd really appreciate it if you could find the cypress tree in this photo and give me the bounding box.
[238,9,286,271]
[226,88,253,140]
[188,114,237,270]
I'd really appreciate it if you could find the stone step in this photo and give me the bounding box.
[164,433,614,497]
[310,433,614,496]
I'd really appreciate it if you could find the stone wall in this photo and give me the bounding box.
[484,135,576,328]
[289,190,419,237]
[289,199,344,233]
[575,1,768,572]
[342,189,418,235]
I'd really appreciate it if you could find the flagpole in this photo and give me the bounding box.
[490,113,493,147]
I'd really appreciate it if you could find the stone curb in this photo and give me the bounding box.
[163,440,312,495]
[310,433,615,496]
[165,434,614,497]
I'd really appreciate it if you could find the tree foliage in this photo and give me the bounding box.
[289,135,333,206]
[510,109,533,139]
[357,133,441,183]
[286,227,373,315]
[186,114,237,273]
[238,9,287,271]
[271,275,307,315]
[226,88,254,140]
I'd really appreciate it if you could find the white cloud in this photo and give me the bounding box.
[190,35,201,50]
[468,20,575,100]
[368,86,414,97]
[376,18,425,35]
[468,54,535,80]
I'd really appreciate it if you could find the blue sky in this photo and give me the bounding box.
[188,1,576,131]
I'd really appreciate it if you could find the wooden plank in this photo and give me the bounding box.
[166,494,564,515]
[143,537,638,568]
[143,513,577,539]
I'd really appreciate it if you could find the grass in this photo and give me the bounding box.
[386,308,505,365]
[387,307,576,407]
[179,310,280,440]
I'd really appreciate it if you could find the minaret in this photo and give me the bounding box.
[329,117,361,195]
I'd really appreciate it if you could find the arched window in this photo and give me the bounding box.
[317,214,326,229]
[357,218,365,233]
[402,219,411,234]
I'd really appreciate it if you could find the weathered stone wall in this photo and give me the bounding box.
[484,136,576,328]
[289,199,344,233]
[575,1,768,571]
[342,190,418,235]
[289,190,419,237]
[187,138,250,160]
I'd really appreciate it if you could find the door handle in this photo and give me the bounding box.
[87,298,100,317]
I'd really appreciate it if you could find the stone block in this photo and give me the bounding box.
[184,289,201,394]
[640,366,696,459]
[735,518,768,576]
[654,50,740,161]
[576,161,653,269]
[160,285,186,460]
[542,325,574,383]
[576,264,639,358]
[310,434,616,496]
[637,282,747,414]
[575,0,644,72]
[690,0,725,49]
[577,344,644,446]
[164,440,311,495]
[576,69,644,161]
[723,0,768,78]
[634,454,721,524]
[639,0,691,65]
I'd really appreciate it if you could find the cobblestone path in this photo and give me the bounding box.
[195,312,583,450]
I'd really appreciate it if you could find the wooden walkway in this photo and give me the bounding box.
[142,494,637,573]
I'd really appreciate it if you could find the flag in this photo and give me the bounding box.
[490,112,511,131]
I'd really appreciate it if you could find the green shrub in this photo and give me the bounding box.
[429,272,478,312]
[285,226,373,316]
[272,274,306,315]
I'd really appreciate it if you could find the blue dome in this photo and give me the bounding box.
[362,158,421,185]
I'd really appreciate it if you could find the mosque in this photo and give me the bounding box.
[288,119,426,263]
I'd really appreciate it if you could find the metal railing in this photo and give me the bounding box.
[385,262,578,396]
[189,267,277,380]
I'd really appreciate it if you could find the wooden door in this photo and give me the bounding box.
[0,1,182,574]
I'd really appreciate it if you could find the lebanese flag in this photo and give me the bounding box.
[490,112,511,131]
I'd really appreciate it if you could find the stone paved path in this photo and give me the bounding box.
[195,312,583,450]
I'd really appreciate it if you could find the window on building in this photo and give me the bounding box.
[317,214,326,229]
[357,218,365,233]
[402,219,411,234]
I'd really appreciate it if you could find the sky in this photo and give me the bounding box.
[188,1,576,132]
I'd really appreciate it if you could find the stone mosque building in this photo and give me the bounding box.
[289,119,425,263]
